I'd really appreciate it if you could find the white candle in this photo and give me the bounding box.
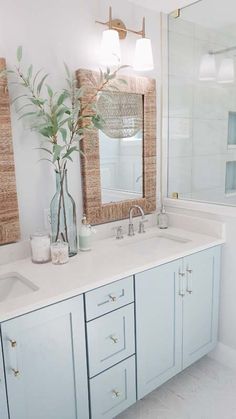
[51,241,69,265]
[30,233,51,263]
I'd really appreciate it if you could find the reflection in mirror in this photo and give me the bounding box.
[98,92,143,204]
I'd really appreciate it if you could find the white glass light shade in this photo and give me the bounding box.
[133,37,154,71]
[218,58,235,83]
[199,53,216,81]
[100,29,121,67]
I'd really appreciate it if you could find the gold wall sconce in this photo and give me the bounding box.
[96,6,154,71]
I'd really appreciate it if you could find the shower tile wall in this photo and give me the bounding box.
[168,17,236,205]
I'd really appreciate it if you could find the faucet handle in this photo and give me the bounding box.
[113,226,124,240]
[139,219,148,234]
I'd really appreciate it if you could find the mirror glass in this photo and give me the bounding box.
[98,91,143,204]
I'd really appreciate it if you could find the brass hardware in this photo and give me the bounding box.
[112,389,121,398]
[109,294,117,302]
[186,267,193,294]
[11,368,20,377]
[170,9,181,19]
[9,340,17,348]
[179,269,185,297]
[110,335,118,344]
[172,192,179,199]
[96,6,146,40]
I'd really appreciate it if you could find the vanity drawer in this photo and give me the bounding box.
[85,276,134,321]
[87,304,135,377]
[90,356,136,419]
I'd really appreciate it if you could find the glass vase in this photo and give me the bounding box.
[50,169,77,257]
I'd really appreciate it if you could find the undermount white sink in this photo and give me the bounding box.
[0,272,39,303]
[116,230,191,248]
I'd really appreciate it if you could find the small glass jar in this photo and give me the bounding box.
[30,233,51,264]
[50,240,69,265]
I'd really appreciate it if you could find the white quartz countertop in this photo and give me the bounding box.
[0,225,225,323]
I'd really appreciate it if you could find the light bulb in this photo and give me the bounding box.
[133,37,154,72]
[100,29,121,67]
[199,53,216,81]
[218,58,234,83]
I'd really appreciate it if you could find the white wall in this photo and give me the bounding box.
[0,0,161,239]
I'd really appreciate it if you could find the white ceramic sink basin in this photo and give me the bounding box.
[0,272,39,303]
[116,230,191,248]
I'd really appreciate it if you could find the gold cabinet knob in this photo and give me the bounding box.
[9,340,17,348]
[112,389,121,398]
[11,368,20,377]
[110,335,118,344]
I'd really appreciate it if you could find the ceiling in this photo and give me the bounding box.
[127,0,196,13]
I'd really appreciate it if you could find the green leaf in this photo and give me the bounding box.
[37,158,55,166]
[35,147,53,155]
[64,62,71,78]
[63,146,78,160]
[39,126,54,138]
[60,128,67,142]
[46,84,53,97]
[58,117,71,127]
[33,68,43,90]
[18,112,37,120]
[16,103,34,113]
[57,92,67,106]
[27,64,33,79]
[30,97,45,106]
[37,73,49,95]
[92,115,105,130]
[17,46,22,62]
[11,94,27,105]
[116,78,128,85]
[53,144,64,162]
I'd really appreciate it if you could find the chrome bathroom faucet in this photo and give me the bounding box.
[128,205,147,236]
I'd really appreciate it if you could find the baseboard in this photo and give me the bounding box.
[209,342,236,371]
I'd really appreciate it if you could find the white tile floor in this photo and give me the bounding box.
[117,357,236,419]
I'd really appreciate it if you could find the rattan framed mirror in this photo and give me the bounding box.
[0,58,20,244]
[76,69,156,225]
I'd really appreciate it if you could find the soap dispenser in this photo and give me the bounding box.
[79,215,92,251]
[157,205,168,229]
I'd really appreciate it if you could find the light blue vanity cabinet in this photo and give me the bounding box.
[0,338,8,419]
[85,277,137,419]
[182,246,221,368]
[135,259,183,399]
[90,356,136,419]
[1,296,89,419]
[136,246,221,400]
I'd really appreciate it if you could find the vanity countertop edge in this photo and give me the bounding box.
[0,226,225,323]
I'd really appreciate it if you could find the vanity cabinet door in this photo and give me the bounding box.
[135,259,183,399]
[182,246,221,369]
[0,340,8,419]
[1,296,89,419]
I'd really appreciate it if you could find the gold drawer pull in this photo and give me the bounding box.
[11,368,20,377]
[112,389,121,398]
[110,335,119,344]
[9,340,17,348]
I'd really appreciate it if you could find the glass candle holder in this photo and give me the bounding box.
[51,240,69,265]
[30,233,51,264]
